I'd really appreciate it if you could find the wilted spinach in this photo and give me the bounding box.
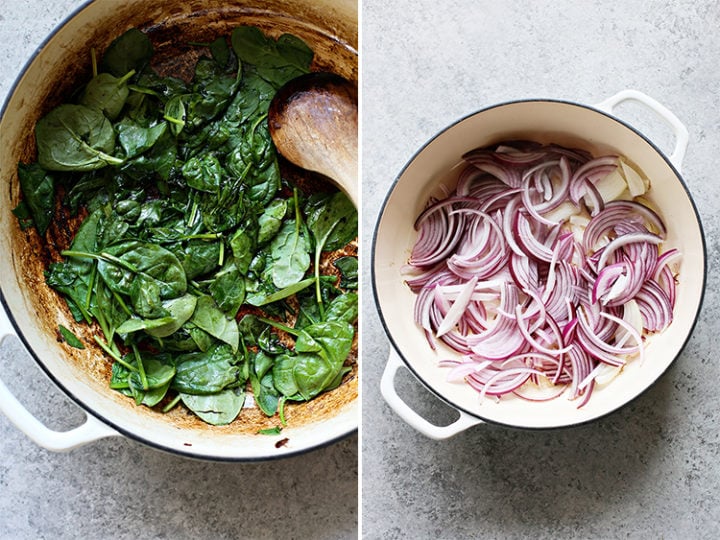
[272,321,354,401]
[334,256,358,289]
[180,387,246,426]
[230,26,313,88]
[13,163,54,235]
[16,25,357,428]
[305,191,358,313]
[35,104,122,171]
[101,28,154,77]
[58,325,85,349]
[80,70,135,120]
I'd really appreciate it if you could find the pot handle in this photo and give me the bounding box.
[380,347,483,440]
[0,302,119,452]
[594,89,689,172]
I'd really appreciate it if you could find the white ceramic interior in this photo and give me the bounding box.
[373,99,705,429]
[0,0,357,460]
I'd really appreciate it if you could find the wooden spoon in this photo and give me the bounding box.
[268,72,358,205]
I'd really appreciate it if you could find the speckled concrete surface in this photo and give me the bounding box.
[0,2,357,539]
[363,1,720,539]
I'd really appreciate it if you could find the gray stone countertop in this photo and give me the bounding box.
[0,2,356,539]
[362,1,720,539]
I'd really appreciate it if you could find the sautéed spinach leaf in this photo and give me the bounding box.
[16,26,357,428]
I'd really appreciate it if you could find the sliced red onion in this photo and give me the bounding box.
[583,200,667,252]
[402,141,679,408]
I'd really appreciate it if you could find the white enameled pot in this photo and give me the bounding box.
[374,90,705,439]
[0,0,357,460]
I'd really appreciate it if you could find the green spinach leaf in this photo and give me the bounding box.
[173,342,242,394]
[80,71,135,120]
[230,225,256,275]
[306,191,357,251]
[58,325,85,349]
[189,295,240,352]
[15,163,54,235]
[305,192,357,311]
[209,262,245,318]
[257,198,287,245]
[272,321,354,401]
[325,292,359,326]
[117,118,168,158]
[36,104,122,171]
[174,239,221,280]
[94,241,187,299]
[182,154,224,193]
[180,387,245,425]
[334,256,358,289]
[237,314,267,347]
[117,293,197,338]
[123,129,177,181]
[250,350,280,416]
[101,28,154,78]
[129,353,176,390]
[231,26,313,88]
[268,219,311,288]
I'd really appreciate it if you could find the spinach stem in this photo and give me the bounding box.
[127,84,161,98]
[180,232,221,241]
[84,144,125,166]
[91,48,98,77]
[162,394,182,413]
[99,251,140,273]
[85,261,97,310]
[69,281,94,326]
[61,249,140,274]
[112,289,133,317]
[93,283,111,341]
[132,343,149,391]
[75,302,94,327]
[314,220,341,318]
[163,113,185,127]
[187,198,199,228]
[250,113,268,139]
[314,248,324,318]
[117,70,137,86]
[292,187,301,237]
[278,396,287,426]
[254,277,314,306]
[94,335,137,372]
[239,162,252,181]
[257,316,298,337]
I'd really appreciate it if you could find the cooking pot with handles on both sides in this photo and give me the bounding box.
[0,0,358,461]
[373,90,706,439]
